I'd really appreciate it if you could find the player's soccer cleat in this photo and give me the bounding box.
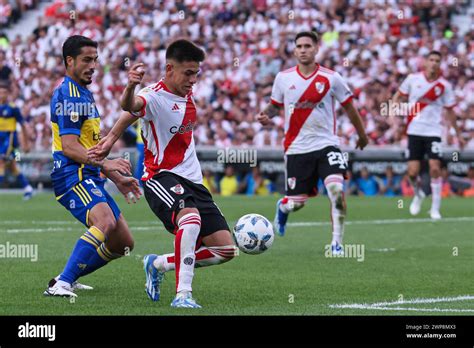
[409,190,425,216]
[331,242,344,257]
[52,276,93,290]
[43,279,77,298]
[429,210,442,220]
[143,254,165,302]
[274,198,289,236]
[23,185,33,201]
[171,292,202,308]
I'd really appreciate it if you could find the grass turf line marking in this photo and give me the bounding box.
[3,216,474,233]
[329,295,474,313]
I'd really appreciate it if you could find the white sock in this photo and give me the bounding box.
[174,213,201,294]
[325,175,346,245]
[279,196,307,213]
[430,177,442,213]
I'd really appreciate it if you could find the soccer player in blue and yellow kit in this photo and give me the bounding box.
[44,35,141,297]
[0,83,33,199]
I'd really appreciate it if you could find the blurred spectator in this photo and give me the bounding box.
[202,169,217,194]
[462,166,474,197]
[355,167,379,196]
[344,170,359,195]
[0,0,471,152]
[0,50,11,82]
[379,165,401,196]
[441,167,454,198]
[242,166,273,196]
[219,165,238,196]
[401,174,415,197]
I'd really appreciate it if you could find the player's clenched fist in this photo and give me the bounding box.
[127,63,145,88]
[256,112,271,126]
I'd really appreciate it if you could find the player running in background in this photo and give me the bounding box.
[392,50,465,220]
[89,39,238,309]
[44,35,141,297]
[257,31,368,255]
[0,83,33,199]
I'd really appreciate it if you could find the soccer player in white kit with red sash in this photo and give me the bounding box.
[257,31,368,255]
[89,40,238,308]
[392,50,465,220]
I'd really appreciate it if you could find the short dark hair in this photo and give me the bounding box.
[165,39,205,63]
[427,50,442,59]
[62,35,98,68]
[295,31,319,44]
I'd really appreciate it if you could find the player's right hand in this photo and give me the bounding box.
[88,136,114,161]
[256,112,271,126]
[356,134,369,150]
[127,63,145,88]
[103,158,132,176]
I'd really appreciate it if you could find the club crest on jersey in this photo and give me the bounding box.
[434,86,442,96]
[315,82,325,94]
[288,177,296,190]
[91,188,103,197]
[170,184,184,195]
[70,111,79,123]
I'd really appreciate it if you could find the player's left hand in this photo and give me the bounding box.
[356,134,368,150]
[115,176,142,204]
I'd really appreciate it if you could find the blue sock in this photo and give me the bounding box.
[17,173,29,188]
[79,243,120,277]
[59,226,106,284]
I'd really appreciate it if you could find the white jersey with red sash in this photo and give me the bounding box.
[270,64,353,155]
[398,72,456,137]
[132,80,202,184]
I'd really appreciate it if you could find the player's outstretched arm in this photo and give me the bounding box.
[342,100,369,150]
[121,63,145,113]
[62,134,132,175]
[256,103,281,125]
[88,111,137,160]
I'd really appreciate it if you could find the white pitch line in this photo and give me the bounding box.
[289,216,474,227]
[5,226,165,233]
[342,306,474,313]
[329,295,474,313]
[2,217,474,233]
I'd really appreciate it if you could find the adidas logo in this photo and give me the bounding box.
[289,85,296,90]
[172,103,180,111]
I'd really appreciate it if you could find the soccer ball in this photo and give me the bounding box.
[233,214,274,255]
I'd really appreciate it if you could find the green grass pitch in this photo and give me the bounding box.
[0,193,473,315]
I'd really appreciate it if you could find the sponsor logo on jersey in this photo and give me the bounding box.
[288,177,296,190]
[170,184,184,195]
[289,85,296,90]
[170,121,196,134]
[171,103,180,111]
[91,188,103,197]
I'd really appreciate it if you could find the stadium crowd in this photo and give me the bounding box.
[0,0,472,154]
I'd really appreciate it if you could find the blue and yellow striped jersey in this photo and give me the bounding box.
[0,101,23,133]
[50,76,101,197]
